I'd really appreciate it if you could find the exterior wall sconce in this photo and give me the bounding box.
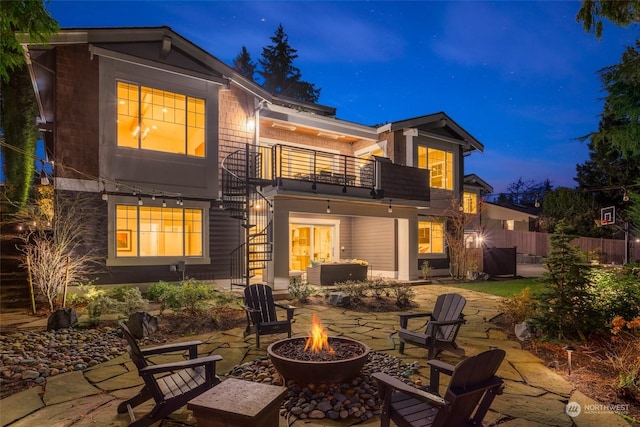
[388,199,393,213]
[326,200,331,214]
[247,117,255,132]
[138,196,143,206]
[101,180,108,201]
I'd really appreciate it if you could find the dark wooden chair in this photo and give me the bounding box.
[243,283,295,347]
[117,322,222,427]
[398,293,466,359]
[373,348,505,427]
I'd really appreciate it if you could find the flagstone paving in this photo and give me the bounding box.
[0,284,633,426]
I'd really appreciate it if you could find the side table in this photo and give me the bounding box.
[187,378,287,427]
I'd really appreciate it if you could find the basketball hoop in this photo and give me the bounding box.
[600,206,615,226]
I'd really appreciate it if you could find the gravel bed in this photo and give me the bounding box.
[227,352,421,423]
[0,327,127,399]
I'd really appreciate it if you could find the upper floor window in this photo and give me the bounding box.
[463,192,478,214]
[116,205,203,258]
[417,147,453,190]
[418,220,444,254]
[117,82,205,157]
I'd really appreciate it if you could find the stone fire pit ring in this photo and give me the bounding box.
[267,336,371,384]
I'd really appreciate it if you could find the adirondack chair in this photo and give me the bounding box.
[398,293,466,359]
[373,348,506,427]
[117,322,222,427]
[243,283,295,347]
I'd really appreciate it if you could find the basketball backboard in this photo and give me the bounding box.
[601,206,615,226]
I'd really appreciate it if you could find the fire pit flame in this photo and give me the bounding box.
[304,313,335,355]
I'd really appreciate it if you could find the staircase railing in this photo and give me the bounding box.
[221,144,273,288]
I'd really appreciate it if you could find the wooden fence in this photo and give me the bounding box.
[483,229,637,264]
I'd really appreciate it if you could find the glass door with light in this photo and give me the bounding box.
[290,224,335,271]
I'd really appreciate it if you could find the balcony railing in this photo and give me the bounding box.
[270,144,375,191]
[255,144,429,202]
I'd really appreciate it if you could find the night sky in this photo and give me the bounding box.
[38,1,640,193]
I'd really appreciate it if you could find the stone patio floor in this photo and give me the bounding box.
[0,283,632,426]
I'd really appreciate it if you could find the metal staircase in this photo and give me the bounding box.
[221,144,273,288]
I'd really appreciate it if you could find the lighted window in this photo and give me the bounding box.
[418,221,444,254]
[463,192,478,214]
[117,82,205,157]
[417,147,453,190]
[116,205,203,257]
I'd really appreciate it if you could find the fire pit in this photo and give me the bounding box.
[267,314,370,384]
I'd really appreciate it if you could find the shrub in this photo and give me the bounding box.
[501,287,538,324]
[368,278,392,298]
[289,277,312,303]
[147,281,181,314]
[335,280,368,302]
[608,316,640,400]
[147,279,214,315]
[391,284,415,308]
[587,267,640,324]
[174,279,215,315]
[109,286,148,316]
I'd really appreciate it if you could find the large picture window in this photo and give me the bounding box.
[417,147,453,190]
[116,205,203,257]
[117,82,205,157]
[418,220,444,254]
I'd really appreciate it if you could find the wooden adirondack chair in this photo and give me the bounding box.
[243,283,295,347]
[373,348,506,427]
[398,293,466,359]
[117,322,222,427]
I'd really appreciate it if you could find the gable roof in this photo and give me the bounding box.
[23,26,272,123]
[464,174,494,194]
[381,112,484,153]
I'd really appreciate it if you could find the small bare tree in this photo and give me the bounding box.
[442,195,482,280]
[16,190,103,312]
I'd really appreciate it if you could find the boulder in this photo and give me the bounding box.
[47,307,78,331]
[127,311,159,339]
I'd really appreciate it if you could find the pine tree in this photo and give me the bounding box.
[533,220,596,341]
[257,24,320,103]
[232,46,256,82]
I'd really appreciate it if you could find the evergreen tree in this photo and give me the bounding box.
[2,66,39,212]
[257,24,320,103]
[533,220,596,341]
[0,0,59,82]
[232,46,256,82]
[541,187,602,236]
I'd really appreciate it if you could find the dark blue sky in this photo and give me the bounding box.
[44,0,638,193]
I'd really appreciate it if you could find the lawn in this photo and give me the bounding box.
[447,277,545,298]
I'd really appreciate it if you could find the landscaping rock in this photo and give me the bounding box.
[46,308,78,331]
[127,311,159,339]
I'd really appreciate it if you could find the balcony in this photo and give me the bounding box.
[262,145,430,203]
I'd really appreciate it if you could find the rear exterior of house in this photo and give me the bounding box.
[23,27,485,290]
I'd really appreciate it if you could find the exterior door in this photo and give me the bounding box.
[290,224,334,270]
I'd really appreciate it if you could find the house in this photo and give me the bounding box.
[482,203,539,232]
[23,26,486,290]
